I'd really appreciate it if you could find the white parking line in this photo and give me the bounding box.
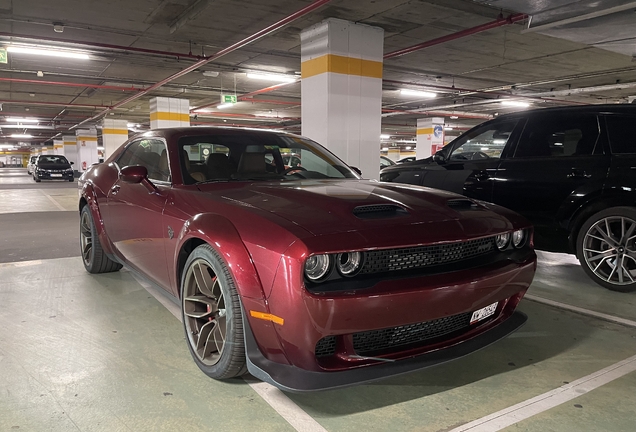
[39,190,66,211]
[449,354,636,432]
[524,294,636,328]
[132,273,327,432]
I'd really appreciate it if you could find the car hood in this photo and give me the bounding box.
[37,163,72,170]
[196,179,509,237]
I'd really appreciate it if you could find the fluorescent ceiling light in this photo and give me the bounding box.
[5,117,39,123]
[2,124,53,130]
[405,146,412,150]
[381,147,389,151]
[444,127,453,131]
[500,100,530,108]
[7,46,89,60]
[450,115,459,119]
[400,89,437,98]
[380,134,391,139]
[246,72,297,83]
[216,103,235,109]
[10,134,33,138]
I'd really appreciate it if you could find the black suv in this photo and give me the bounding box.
[381,104,636,292]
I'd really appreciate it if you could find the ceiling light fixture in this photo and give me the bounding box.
[444,127,453,131]
[405,146,412,150]
[400,89,437,98]
[10,134,33,139]
[450,115,459,119]
[5,117,39,123]
[246,72,297,83]
[380,134,391,139]
[381,147,389,151]
[6,46,89,60]
[500,100,530,108]
[216,103,235,109]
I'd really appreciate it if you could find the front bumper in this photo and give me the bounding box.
[36,171,74,180]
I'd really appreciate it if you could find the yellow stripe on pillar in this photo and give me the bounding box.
[416,128,435,135]
[150,112,190,122]
[102,129,129,135]
[77,136,98,141]
[301,54,383,79]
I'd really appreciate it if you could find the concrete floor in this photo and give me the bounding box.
[1,167,635,432]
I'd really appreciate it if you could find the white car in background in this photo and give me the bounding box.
[26,156,37,174]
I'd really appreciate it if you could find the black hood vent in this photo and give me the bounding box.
[353,204,408,219]
[447,199,479,211]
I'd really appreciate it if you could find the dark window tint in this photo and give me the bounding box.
[448,119,518,161]
[514,114,600,158]
[117,139,170,182]
[38,155,70,164]
[605,115,636,154]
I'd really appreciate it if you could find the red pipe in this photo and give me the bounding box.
[240,98,299,106]
[196,111,299,121]
[74,0,331,128]
[0,77,141,92]
[0,99,110,109]
[384,13,527,59]
[381,108,490,119]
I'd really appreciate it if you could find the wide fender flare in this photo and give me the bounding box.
[177,213,267,300]
[80,181,115,256]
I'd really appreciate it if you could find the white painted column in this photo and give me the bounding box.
[149,97,190,129]
[301,18,384,180]
[416,117,445,159]
[63,135,78,166]
[102,119,129,159]
[53,140,64,156]
[76,129,98,173]
[42,146,53,155]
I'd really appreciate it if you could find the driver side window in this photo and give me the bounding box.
[117,139,170,182]
[449,120,518,161]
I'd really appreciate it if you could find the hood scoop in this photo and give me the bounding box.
[353,204,408,219]
[447,199,479,211]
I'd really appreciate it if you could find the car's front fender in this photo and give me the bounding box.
[80,180,116,256]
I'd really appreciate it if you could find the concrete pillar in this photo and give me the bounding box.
[149,97,190,129]
[76,129,98,173]
[42,146,53,155]
[387,148,400,162]
[102,119,129,159]
[53,140,64,156]
[63,135,77,166]
[301,18,384,180]
[416,117,445,159]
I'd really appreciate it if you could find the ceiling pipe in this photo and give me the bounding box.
[239,98,299,106]
[71,0,331,129]
[191,80,298,112]
[0,77,141,92]
[196,111,300,121]
[520,81,636,97]
[381,108,492,119]
[0,99,110,109]
[384,13,528,59]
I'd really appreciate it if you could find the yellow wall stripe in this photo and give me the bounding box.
[250,310,284,325]
[417,128,435,135]
[77,136,98,141]
[102,128,129,135]
[150,112,190,122]
[302,54,383,79]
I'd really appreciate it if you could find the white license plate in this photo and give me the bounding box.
[470,302,498,324]
[51,174,63,177]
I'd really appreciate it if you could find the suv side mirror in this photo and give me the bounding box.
[351,166,362,176]
[433,151,447,164]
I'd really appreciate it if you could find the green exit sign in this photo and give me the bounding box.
[0,48,7,64]
[221,94,237,104]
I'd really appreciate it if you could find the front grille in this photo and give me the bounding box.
[359,236,495,275]
[353,312,473,355]
[315,336,337,358]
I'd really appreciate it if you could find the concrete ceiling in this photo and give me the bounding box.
[1,0,636,148]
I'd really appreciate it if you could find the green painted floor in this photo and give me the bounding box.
[1,168,635,431]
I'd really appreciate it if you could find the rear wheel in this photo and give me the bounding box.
[80,205,122,273]
[577,207,636,292]
[181,244,246,379]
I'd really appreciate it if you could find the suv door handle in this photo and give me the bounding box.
[567,169,591,179]
[110,185,121,195]
[474,170,490,181]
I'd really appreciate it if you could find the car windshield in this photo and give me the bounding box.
[38,155,70,164]
[178,133,359,184]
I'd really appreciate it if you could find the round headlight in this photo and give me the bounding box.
[336,252,362,276]
[496,233,510,250]
[512,229,525,248]
[304,254,331,281]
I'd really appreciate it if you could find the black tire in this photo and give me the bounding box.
[181,244,246,379]
[69,177,74,182]
[576,207,636,292]
[80,205,123,274]
[34,174,41,182]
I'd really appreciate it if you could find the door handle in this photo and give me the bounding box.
[567,169,591,179]
[474,170,490,181]
[110,185,121,195]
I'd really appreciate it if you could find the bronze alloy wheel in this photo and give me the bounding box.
[578,207,636,292]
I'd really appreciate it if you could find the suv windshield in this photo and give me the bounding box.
[178,133,358,184]
[38,155,70,165]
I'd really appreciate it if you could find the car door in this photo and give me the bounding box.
[107,138,172,289]
[494,112,610,251]
[603,113,636,203]
[417,118,522,202]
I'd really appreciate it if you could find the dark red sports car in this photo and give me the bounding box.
[78,127,536,392]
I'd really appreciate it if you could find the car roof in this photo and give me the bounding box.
[130,126,297,142]
[495,103,636,121]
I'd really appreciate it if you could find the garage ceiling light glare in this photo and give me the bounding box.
[336,252,362,276]
[400,89,437,98]
[512,230,526,248]
[216,103,235,109]
[304,254,331,281]
[5,117,38,123]
[246,73,297,83]
[10,134,33,138]
[500,100,530,108]
[6,46,89,60]
[496,233,511,250]
[380,134,391,139]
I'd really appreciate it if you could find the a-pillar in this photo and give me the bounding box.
[301,18,384,180]
[416,118,445,159]
[53,140,64,156]
[102,119,129,160]
[149,97,190,129]
[76,129,98,173]
[63,135,77,167]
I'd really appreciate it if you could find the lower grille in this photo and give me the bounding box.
[353,312,473,356]
[359,237,495,275]
[315,336,337,358]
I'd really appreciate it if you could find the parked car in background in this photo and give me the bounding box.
[33,155,74,182]
[397,156,416,164]
[78,127,536,392]
[381,104,636,292]
[380,155,395,169]
[26,156,37,174]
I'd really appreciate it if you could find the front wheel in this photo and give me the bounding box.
[577,207,636,292]
[33,174,41,182]
[181,244,246,379]
[80,205,123,273]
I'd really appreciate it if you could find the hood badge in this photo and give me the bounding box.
[167,226,174,239]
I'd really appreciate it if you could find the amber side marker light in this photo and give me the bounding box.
[250,310,284,325]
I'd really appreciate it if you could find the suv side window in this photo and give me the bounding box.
[605,115,636,154]
[117,138,170,182]
[449,119,518,161]
[514,114,601,158]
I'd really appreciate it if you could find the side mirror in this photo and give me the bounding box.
[433,151,447,164]
[70,161,75,165]
[351,166,362,176]
[119,165,148,184]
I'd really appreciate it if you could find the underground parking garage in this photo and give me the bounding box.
[1,1,636,431]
